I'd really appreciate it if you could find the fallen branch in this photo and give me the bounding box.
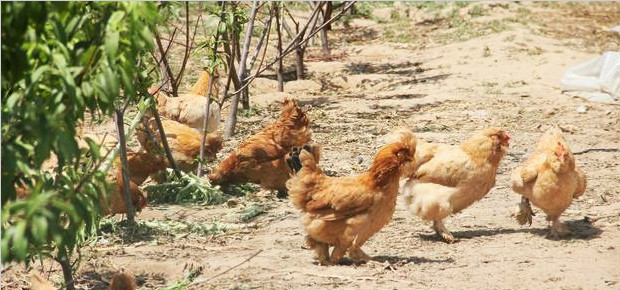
[573,148,620,155]
[190,249,263,286]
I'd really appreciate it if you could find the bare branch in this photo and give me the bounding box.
[154,29,178,96]
[175,2,203,90]
[197,1,227,176]
[248,15,273,73]
[274,2,284,92]
[224,1,358,99]
[151,106,182,179]
[115,109,135,223]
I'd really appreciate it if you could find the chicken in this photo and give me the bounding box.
[152,90,221,133]
[510,127,586,238]
[137,117,223,173]
[208,99,310,194]
[29,273,56,290]
[101,151,168,215]
[286,129,417,265]
[402,128,510,243]
[16,151,159,215]
[117,151,167,185]
[108,271,137,290]
[189,69,220,98]
[102,170,147,215]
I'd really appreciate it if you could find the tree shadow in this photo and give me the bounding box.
[375,93,428,100]
[387,73,452,87]
[418,218,602,242]
[297,97,337,108]
[344,61,425,75]
[333,25,380,43]
[372,255,454,265]
[326,255,453,267]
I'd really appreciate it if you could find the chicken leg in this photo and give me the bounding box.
[433,220,456,243]
[314,242,330,265]
[348,248,371,262]
[548,216,571,239]
[329,244,348,265]
[347,234,372,262]
[514,196,536,226]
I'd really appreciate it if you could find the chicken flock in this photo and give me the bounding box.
[17,68,589,268]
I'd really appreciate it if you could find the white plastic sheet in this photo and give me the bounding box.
[560,52,620,103]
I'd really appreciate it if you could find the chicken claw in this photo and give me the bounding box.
[548,217,571,239]
[514,196,535,226]
[313,241,330,265]
[348,248,371,262]
[433,220,456,243]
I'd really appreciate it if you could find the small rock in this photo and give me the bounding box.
[227,198,240,208]
[558,124,577,134]
[576,105,587,113]
[544,108,556,117]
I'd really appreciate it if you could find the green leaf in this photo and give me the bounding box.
[30,64,50,84]
[55,129,79,161]
[12,221,28,261]
[1,236,10,263]
[84,137,101,160]
[31,216,49,244]
[104,31,120,59]
[5,93,22,110]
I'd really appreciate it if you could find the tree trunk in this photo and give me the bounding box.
[151,107,182,179]
[154,30,177,97]
[319,7,330,58]
[57,250,75,290]
[294,21,304,80]
[197,77,214,176]
[223,21,242,138]
[274,2,284,92]
[115,109,135,223]
[238,1,259,110]
[324,1,333,31]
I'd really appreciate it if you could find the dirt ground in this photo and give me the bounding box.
[3,2,620,290]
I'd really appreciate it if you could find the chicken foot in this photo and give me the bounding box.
[548,216,571,239]
[514,196,536,225]
[314,241,330,265]
[433,220,456,243]
[348,248,371,262]
[347,234,372,262]
[329,245,348,265]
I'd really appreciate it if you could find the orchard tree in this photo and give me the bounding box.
[1,2,160,289]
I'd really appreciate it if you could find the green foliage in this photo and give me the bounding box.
[100,218,228,239]
[152,263,203,290]
[239,104,262,118]
[145,169,227,205]
[1,0,160,275]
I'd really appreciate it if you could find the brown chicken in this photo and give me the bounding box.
[510,127,586,238]
[286,129,417,265]
[102,151,168,215]
[208,99,310,194]
[108,271,137,290]
[152,90,221,133]
[29,273,56,290]
[401,128,510,243]
[189,69,220,98]
[137,117,223,173]
[103,171,147,216]
[16,151,160,216]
